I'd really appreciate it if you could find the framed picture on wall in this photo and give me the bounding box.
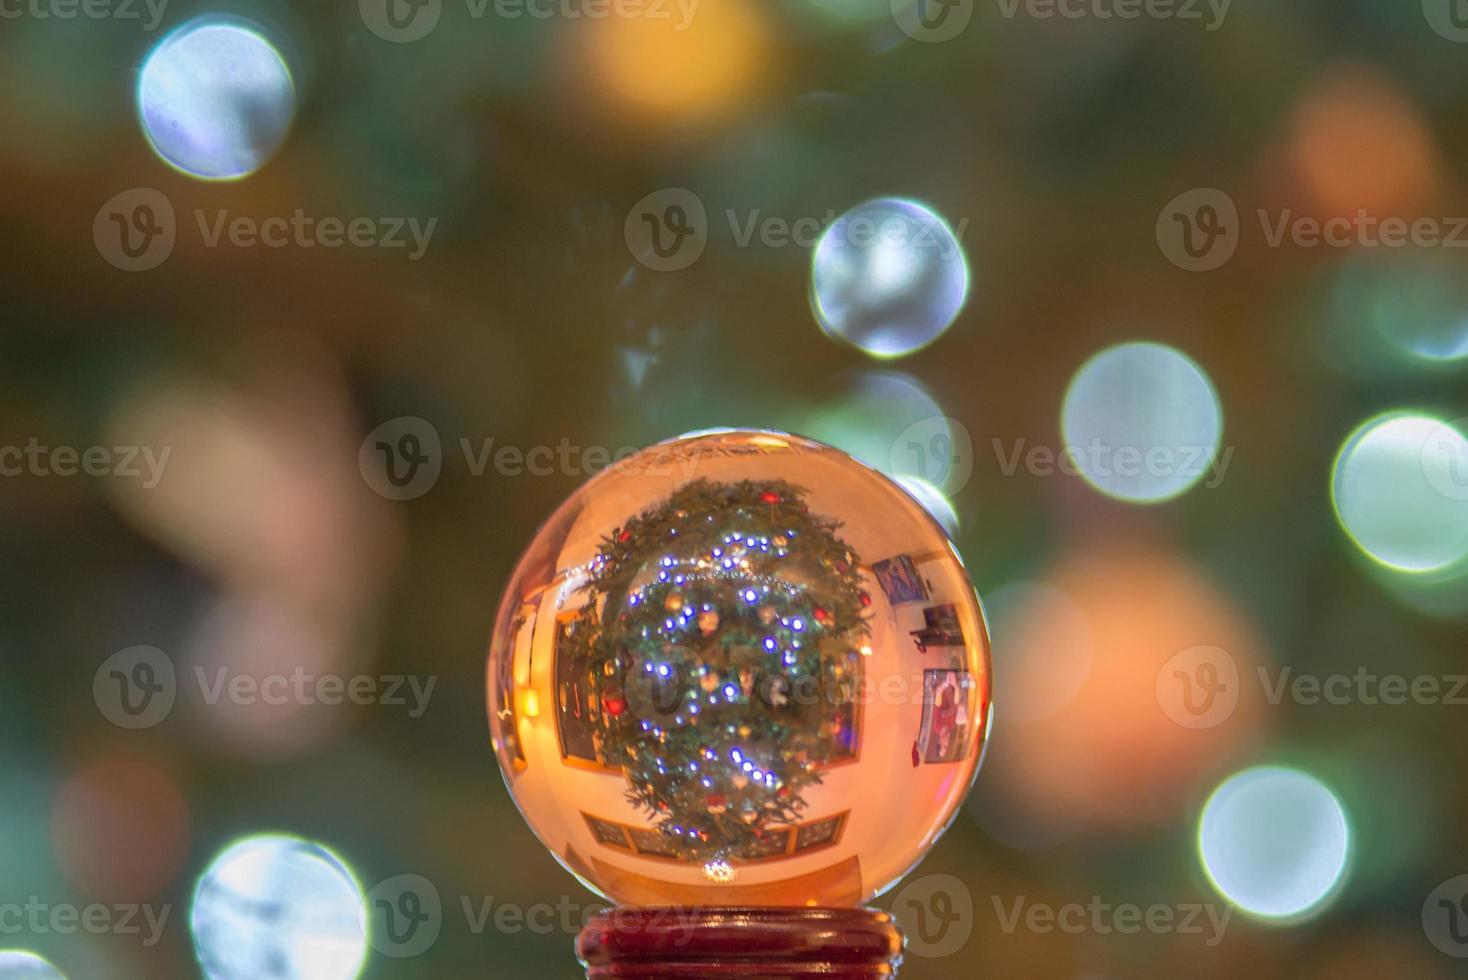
[914,669,970,765]
[873,554,929,605]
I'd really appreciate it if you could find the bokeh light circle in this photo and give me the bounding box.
[1330,251,1468,364]
[0,952,66,979]
[896,475,960,538]
[137,18,295,180]
[1060,342,1223,504]
[1331,412,1468,573]
[191,834,368,980]
[810,198,969,359]
[1199,767,1350,923]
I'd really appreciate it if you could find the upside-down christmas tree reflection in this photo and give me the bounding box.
[488,430,990,911]
[562,478,868,875]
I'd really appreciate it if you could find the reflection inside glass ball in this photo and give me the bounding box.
[137,18,295,181]
[809,199,969,359]
[488,430,991,906]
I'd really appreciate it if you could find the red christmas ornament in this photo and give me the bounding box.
[617,529,632,543]
[602,687,628,718]
[859,591,872,607]
[813,606,831,626]
[759,491,781,504]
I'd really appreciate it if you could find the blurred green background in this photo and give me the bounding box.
[4,0,1468,976]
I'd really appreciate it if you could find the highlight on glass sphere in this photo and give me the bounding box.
[136,17,295,181]
[809,198,970,359]
[487,429,991,907]
[190,834,368,980]
[0,951,67,979]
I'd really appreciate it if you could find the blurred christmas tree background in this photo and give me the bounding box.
[4,0,1468,976]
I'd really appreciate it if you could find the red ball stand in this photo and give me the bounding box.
[577,907,904,979]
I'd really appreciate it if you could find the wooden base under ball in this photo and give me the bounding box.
[576,907,904,979]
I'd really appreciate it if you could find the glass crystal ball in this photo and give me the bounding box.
[487,430,991,906]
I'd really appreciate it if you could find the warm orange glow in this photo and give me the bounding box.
[991,543,1269,831]
[53,756,190,902]
[1288,67,1440,217]
[583,0,769,120]
[521,689,541,718]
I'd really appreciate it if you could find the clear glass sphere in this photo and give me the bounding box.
[487,430,992,907]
